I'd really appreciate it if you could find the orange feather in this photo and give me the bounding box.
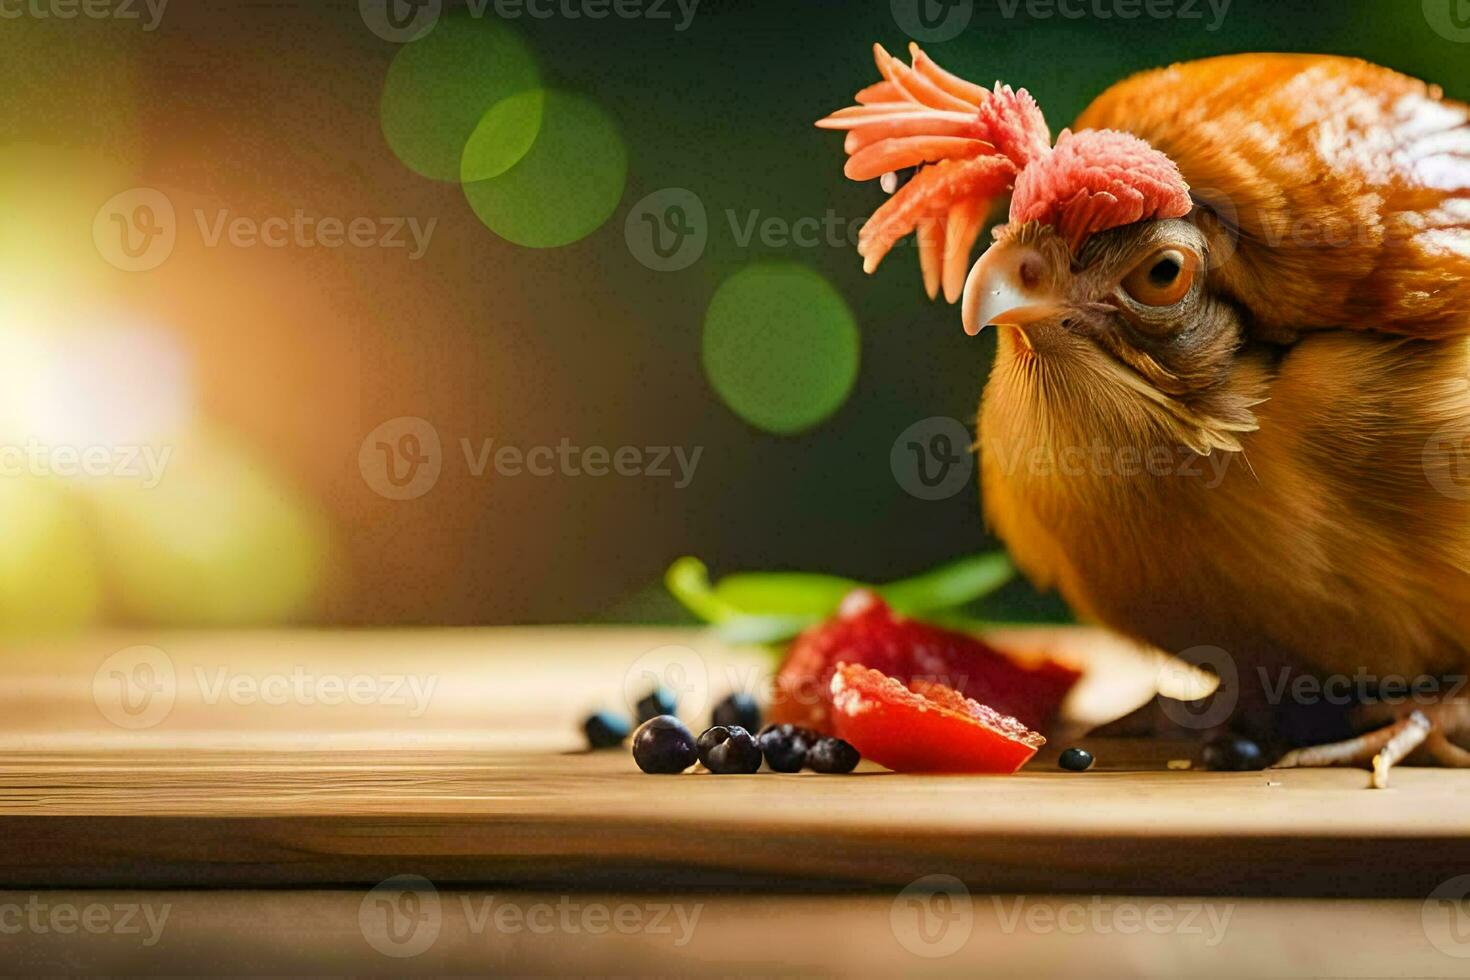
[1075,53,1470,341]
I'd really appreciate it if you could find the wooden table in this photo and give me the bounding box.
[2,626,1468,975]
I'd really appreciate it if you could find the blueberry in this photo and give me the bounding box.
[635,687,678,724]
[807,737,860,774]
[696,725,725,763]
[1202,734,1265,772]
[711,692,762,733]
[583,711,631,749]
[696,725,762,774]
[757,723,814,773]
[1058,747,1094,772]
[632,715,698,774]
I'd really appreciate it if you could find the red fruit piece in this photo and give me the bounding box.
[769,591,1080,735]
[830,663,1044,773]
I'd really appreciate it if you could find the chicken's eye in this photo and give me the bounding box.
[1121,248,1197,307]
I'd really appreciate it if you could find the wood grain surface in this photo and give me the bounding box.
[1,627,1467,897]
[1,889,1463,978]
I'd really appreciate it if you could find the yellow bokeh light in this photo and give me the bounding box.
[85,427,329,627]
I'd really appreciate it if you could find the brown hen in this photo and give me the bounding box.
[819,49,1470,780]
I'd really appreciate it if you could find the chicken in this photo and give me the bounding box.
[818,47,1470,782]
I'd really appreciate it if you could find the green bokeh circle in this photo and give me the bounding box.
[702,263,860,435]
[460,88,545,183]
[380,15,541,183]
[462,90,628,249]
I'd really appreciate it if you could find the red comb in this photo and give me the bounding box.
[816,44,1192,300]
[1012,128,1193,251]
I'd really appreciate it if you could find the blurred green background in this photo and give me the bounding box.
[0,0,1461,631]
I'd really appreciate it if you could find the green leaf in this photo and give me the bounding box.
[918,611,1026,634]
[878,553,1015,615]
[664,551,1017,632]
[712,572,863,618]
[664,556,739,624]
[714,613,822,645]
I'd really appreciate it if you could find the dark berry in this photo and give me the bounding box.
[583,711,631,749]
[1057,747,1093,772]
[711,692,762,732]
[635,687,678,724]
[807,736,860,774]
[696,725,762,774]
[1202,734,1265,772]
[757,723,814,773]
[632,715,697,774]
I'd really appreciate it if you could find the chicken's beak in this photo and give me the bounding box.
[961,241,1063,347]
